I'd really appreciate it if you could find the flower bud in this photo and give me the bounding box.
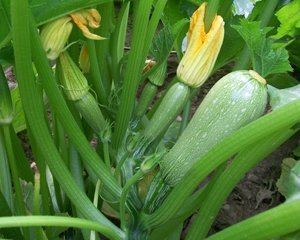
[40,17,73,60]
[58,51,89,101]
[177,3,224,88]
[79,44,90,73]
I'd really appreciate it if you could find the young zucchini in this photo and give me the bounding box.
[160,70,268,186]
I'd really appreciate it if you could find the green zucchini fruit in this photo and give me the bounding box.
[160,70,268,186]
[128,82,190,155]
[142,82,190,144]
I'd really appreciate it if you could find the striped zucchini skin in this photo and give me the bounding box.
[160,70,268,186]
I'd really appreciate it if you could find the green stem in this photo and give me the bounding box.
[179,100,191,136]
[33,173,48,240]
[186,128,296,239]
[87,38,108,105]
[26,124,52,215]
[2,125,30,239]
[112,0,154,149]
[11,1,124,238]
[90,180,101,240]
[0,216,122,240]
[207,199,300,240]
[120,170,144,230]
[33,173,41,216]
[95,2,114,94]
[114,152,131,180]
[142,99,300,228]
[111,0,130,87]
[103,141,111,168]
[204,0,222,32]
[29,14,123,203]
[0,129,14,211]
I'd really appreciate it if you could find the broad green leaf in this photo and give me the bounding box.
[162,0,196,59]
[287,39,300,68]
[267,73,299,89]
[214,17,244,71]
[268,84,300,110]
[0,0,112,49]
[273,0,300,39]
[232,20,292,77]
[276,158,297,199]
[143,19,188,81]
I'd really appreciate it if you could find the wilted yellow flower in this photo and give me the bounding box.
[40,17,73,60]
[143,59,157,73]
[79,44,90,73]
[70,9,104,40]
[40,9,104,60]
[177,3,224,88]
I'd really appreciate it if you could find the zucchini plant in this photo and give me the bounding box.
[0,0,299,240]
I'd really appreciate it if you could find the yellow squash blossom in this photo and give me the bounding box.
[40,16,73,60]
[40,9,103,60]
[70,9,105,40]
[177,3,225,88]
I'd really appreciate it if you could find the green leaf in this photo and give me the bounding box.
[273,0,300,39]
[214,17,244,71]
[287,39,300,68]
[276,158,297,199]
[143,19,188,81]
[232,19,293,77]
[267,73,299,89]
